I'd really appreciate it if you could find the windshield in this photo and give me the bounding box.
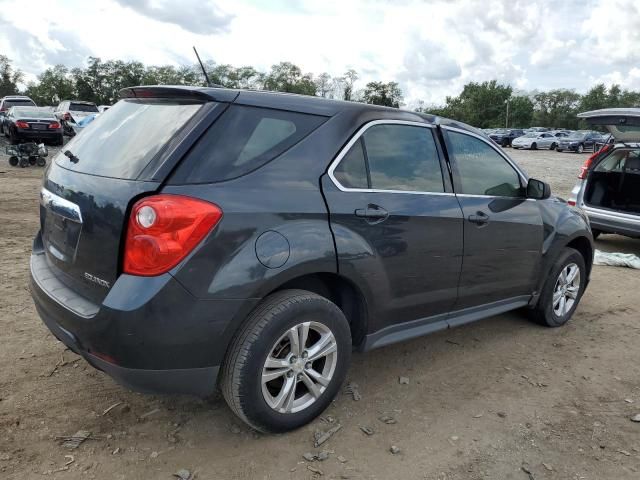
[568,132,587,139]
[12,108,53,119]
[69,102,99,113]
[55,98,203,179]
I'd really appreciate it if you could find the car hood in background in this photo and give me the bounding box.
[578,108,640,142]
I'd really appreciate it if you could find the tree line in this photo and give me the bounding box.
[1,55,639,129]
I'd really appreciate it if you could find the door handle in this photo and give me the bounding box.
[468,211,490,226]
[355,204,389,222]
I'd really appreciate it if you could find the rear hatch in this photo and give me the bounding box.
[39,88,229,304]
[578,108,640,142]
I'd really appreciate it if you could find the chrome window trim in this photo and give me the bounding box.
[441,125,529,182]
[327,120,449,195]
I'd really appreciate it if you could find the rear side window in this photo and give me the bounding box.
[332,124,444,193]
[364,124,444,192]
[55,98,203,179]
[333,139,368,189]
[172,105,326,184]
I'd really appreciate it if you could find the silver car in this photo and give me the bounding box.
[568,108,640,239]
[511,131,559,150]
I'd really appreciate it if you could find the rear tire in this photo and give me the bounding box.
[9,128,18,145]
[531,142,537,150]
[221,290,351,433]
[529,248,586,327]
[550,142,557,151]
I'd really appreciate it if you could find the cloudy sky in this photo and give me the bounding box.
[1,0,639,106]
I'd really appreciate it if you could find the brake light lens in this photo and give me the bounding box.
[123,195,222,276]
[16,120,29,129]
[578,144,612,179]
[49,121,61,129]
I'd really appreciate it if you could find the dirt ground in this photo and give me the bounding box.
[1,138,639,480]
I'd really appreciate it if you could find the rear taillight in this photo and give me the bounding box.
[49,122,61,129]
[15,120,29,129]
[578,144,612,179]
[123,195,222,276]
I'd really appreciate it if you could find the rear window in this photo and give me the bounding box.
[70,102,99,113]
[12,108,52,119]
[55,98,202,179]
[4,99,35,108]
[170,105,327,184]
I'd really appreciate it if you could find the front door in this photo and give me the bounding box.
[322,121,464,333]
[442,127,544,311]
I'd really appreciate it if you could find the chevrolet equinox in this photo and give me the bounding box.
[31,86,594,432]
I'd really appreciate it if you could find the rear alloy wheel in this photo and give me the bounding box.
[221,290,351,433]
[577,144,584,154]
[530,247,586,327]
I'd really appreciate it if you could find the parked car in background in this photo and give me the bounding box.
[1,107,63,145]
[31,85,594,433]
[0,95,37,133]
[569,108,640,239]
[71,113,100,135]
[512,131,560,150]
[489,128,525,147]
[556,131,604,153]
[54,100,99,124]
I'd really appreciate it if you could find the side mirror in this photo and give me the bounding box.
[527,178,551,200]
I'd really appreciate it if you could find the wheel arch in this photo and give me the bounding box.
[271,272,369,348]
[566,235,593,276]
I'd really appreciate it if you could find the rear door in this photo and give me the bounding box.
[39,93,224,304]
[323,121,464,332]
[442,127,543,314]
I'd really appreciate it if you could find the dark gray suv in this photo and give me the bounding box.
[31,86,594,432]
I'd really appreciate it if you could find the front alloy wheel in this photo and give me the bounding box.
[529,247,586,327]
[262,322,338,414]
[552,263,580,317]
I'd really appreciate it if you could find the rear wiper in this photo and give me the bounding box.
[64,150,79,164]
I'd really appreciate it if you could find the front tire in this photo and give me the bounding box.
[531,142,537,150]
[221,290,351,433]
[530,248,586,327]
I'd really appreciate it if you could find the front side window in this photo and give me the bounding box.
[447,131,523,197]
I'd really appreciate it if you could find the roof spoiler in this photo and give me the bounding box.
[119,86,238,103]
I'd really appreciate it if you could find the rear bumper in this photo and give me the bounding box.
[16,129,62,141]
[30,241,258,396]
[584,206,640,238]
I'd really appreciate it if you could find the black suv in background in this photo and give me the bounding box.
[489,128,525,147]
[31,86,593,433]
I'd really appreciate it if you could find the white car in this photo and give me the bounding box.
[511,132,560,150]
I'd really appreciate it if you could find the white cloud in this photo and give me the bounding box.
[0,0,637,104]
